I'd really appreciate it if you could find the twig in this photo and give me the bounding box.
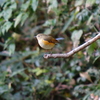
[44,33,100,59]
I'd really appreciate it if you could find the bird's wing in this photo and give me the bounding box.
[43,36,58,44]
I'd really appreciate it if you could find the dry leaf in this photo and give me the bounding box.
[12,32,21,41]
[79,72,92,83]
[69,79,76,85]
[90,94,100,100]
[90,93,95,99]
[94,95,99,100]
[8,82,12,89]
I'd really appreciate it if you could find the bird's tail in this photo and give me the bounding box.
[56,37,64,41]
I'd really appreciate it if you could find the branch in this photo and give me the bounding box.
[44,33,100,59]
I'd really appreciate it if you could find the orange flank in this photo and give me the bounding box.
[42,39,55,46]
[40,39,55,49]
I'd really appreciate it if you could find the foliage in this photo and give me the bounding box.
[0,0,100,100]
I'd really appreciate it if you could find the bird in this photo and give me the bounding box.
[36,34,63,50]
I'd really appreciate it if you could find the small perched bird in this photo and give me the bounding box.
[36,34,63,49]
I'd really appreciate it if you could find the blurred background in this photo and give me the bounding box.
[0,0,100,100]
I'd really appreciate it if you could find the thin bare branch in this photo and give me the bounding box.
[44,33,100,59]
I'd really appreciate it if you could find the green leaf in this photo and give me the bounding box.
[62,0,68,4]
[71,30,83,48]
[0,85,9,94]
[85,0,96,7]
[8,43,15,55]
[21,13,29,26]
[31,68,47,76]
[4,37,15,55]
[45,80,53,84]
[87,42,97,56]
[10,2,17,10]
[4,38,12,49]
[43,19,56,26]
[10,68,26,77]
[14,13,23,27]
[2,9,12,21]
[0,21,12,35]
[43,87,52,97]
[71,30,83,41]
[3,1,10,9]
[87,15,93,25]
[31,0,38,11]
[93,56,100,63]
[44,28,52,35]
[4,21,12,32]
[0,42,4,47]
[51,0,58,8]
[75,0,84,7]
[21,0,31,11]
[97,39,100,47]
[61,14,75,33]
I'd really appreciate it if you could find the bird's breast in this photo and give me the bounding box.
[38,39,55,49]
